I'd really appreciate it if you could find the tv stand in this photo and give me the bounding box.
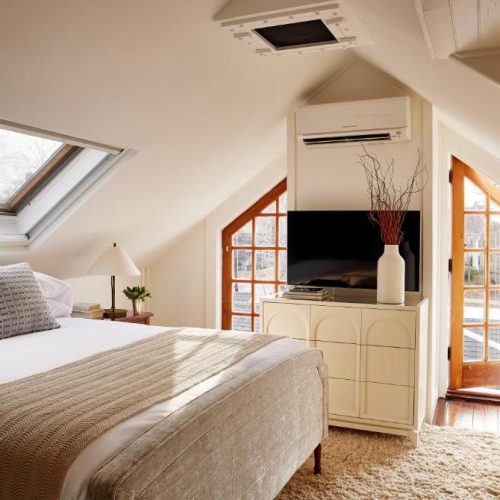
[260,294,428,446]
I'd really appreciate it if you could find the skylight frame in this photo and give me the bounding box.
[0,119,125,248]
[0,143,82,215]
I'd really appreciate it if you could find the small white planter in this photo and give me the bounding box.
[377,245,405,304]
[132,299,144,316]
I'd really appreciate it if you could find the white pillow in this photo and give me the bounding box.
[34,271,73,318]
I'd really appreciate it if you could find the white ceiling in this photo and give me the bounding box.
[0,0,350,276]
[351,0,500,158]
[415,0,500,58]
[1,0,500,277]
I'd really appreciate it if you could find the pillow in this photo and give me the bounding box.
[34,271,73,318]
[0,263,60,339]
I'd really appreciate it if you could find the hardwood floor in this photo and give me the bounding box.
[432,398,500,433]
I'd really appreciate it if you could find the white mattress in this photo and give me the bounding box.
[0,318,306,500]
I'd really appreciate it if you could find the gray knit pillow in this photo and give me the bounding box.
[0,263,60,339]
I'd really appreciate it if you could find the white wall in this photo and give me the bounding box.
[65,275,140,310]
[290,60,425,212]
[288,60,441,420]
[434,119,500,397]
[148,156,286,328]
[149,61,429,328]
[146,60,500,421]
[148,223,206,328]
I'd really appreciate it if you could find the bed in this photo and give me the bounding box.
[0,317,328,500]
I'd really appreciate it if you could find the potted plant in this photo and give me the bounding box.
[359,147,426,304]
[123,286,152,315]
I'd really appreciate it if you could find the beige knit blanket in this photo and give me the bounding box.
[0,328,278,500]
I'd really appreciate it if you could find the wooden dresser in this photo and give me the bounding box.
[261,294,428,446]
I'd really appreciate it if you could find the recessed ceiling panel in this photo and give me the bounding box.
[216,0,371,56]
[255,20,338,49]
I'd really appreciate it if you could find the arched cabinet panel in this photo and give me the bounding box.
[312,306,361,343]
[361,310,416,348]
[262,302,310,343]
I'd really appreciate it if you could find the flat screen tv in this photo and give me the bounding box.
[287,210,421,291]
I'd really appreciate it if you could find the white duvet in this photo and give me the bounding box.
[0,318,305,500]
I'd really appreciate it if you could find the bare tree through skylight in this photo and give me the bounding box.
[0,129,62,203]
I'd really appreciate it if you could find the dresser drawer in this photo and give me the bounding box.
[362,309,416,348]
[262,302,310,341]
[311,306,361,343]
[360,382,414,425]
[317,341,359,380]
[361,346,414,386]
[329,378,359,418]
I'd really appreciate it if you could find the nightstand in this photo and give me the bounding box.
[115,312,154,325]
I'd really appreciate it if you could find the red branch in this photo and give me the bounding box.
[359,146,427,245]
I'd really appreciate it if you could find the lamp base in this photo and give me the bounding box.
[103,308,127,320]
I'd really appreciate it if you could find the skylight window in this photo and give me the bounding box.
[0,130,62,202]
[0,128,82,214]
[0,120,124,247]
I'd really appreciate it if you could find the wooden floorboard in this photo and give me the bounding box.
[433,398,500,432]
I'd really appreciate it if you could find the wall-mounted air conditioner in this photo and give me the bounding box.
[296,96,411,146]
[215,0,372,56]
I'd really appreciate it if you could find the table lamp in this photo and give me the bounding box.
[88,242,141,319]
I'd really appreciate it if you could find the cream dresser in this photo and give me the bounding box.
[261,294,428,446]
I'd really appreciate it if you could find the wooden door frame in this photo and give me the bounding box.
[221,179,287,331]
[450,156,500,389]
[450,157,465,389]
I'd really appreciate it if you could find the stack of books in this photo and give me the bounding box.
[71,303,105,319]
[282,286,333,301]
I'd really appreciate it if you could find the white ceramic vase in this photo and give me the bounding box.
[377,244,405,304]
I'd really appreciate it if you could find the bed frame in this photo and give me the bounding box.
[87,349,328,499]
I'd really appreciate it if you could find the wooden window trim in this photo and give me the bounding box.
[0,144,82,215]
[222,179,287,331]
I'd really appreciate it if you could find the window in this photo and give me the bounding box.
[222,180,287,332]
[0,128,81,214]
[0,121,123,247]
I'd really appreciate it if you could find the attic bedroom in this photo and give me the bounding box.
[0,1,499,499]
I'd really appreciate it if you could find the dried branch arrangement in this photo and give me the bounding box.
[359,146,427,245]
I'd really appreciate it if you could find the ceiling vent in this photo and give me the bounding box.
[215,1,372,56]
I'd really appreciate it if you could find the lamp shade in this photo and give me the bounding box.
[88,243,141,277]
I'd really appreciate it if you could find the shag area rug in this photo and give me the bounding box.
[278,424,500,499]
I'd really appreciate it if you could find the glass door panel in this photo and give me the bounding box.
[464,252,485,286]
[464,214,485,248]
[463,289,485,324]
[464,177,486,210]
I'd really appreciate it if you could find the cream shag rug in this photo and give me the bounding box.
[278,424,500,499]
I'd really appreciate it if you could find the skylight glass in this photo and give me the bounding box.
[0,129,63,204]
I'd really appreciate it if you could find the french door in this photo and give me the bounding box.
[450,157,500,389]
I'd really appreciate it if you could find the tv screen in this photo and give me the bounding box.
[287,210,421,291]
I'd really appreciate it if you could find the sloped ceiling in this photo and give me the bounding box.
[414,0,500,58]
[350,0,500,160]
[0,0,350,276]
[1,0,500,277]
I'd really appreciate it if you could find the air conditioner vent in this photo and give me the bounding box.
[296,97,412,147]
[303,133,392,145]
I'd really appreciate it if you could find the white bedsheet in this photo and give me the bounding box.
[0,318,305,500]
